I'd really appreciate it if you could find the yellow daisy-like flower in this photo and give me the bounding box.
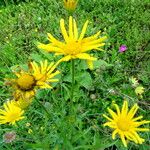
[38,16,107,69]
[63,0,78,12]
[0,101,25,125]
[8,60,60,100]
[103,101,150,147]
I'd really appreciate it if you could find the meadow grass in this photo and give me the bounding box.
[0,0,150,149]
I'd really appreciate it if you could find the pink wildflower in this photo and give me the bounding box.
[119,45,127,52]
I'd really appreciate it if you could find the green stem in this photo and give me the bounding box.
[71,59,75,102]
[35,98,51,117]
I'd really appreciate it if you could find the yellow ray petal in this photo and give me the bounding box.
[82,43,105,52]
[59,55,72,62]
[82,31,101,42]
[73,19,78,40]
[103,122,116,128]
[38,43,62,52]
[31,62,40,74]
[132,116,143,122]
[60,19,69,42]
[120,133,127,147]
[75,53,97,60]
[121,101,128,116]
[47,79,59,82]
[47,70,60,78]
[47,62,54,71]
[107,108,118,120]
[134,128,149,132]
[79,20,89,40]
[69,16,74,39]
[84,36,107,46]
[103,114,113,122]
[114,104,120,116]
[112,129,118,139]
[87,60,94,70]
[134,120,150,127]
[125,132,138,143]
[127,104,139,119]
[131,131,145,144]
[47,33,65,48]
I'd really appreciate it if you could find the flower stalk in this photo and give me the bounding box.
[71,59,75,102]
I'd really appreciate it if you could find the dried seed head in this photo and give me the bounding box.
[3,131,16,143]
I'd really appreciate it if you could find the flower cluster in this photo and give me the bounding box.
[1,60,60,124]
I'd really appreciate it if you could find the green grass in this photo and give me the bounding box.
[0,0,150,149]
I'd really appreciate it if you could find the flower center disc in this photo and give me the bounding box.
[17,74,35,90]
[117,118,130,131]
[64,41,81,55]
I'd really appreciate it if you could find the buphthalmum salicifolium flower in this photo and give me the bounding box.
[38,16,107,69]
[63,0,78,12]
[103,101,150,147]
[7,60,60,100]
[0,101,25,125]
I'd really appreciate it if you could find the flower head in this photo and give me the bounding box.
[3,131,16,143]
[119,45,127,52]
[0,101,25,125]
[38,16,107,69]
[7,60,60,100]
[63,0,78,12]
[103,101,150,147]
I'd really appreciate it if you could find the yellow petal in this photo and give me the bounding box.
[121,101,128,116]
[79,20,89,40]
[75,53,97,61]
[120,133,127,147]
[103,114,113,122]
[114,104,120,116]
[60,19,69,42]
[73,19,78,40]
[69,16,74,39]
[112,129,118,139]
[47,33,65,48]
[87,60,94,70]
[127,104,138,119]
[38,43,61,52]
[107,108,118,120]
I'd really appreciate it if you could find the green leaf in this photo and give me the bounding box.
[76,71,92,89]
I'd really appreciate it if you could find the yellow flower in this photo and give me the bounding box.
[38,16,107,69]
[63,0,78,12]
[103,101,150,147]
[0,101,25,125]
[30,60,60,89]
[135,86,145,96]
[8,60,60,100]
